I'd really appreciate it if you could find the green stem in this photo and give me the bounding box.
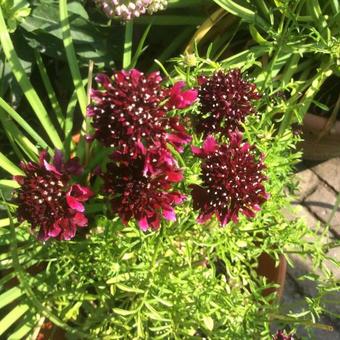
[83,60,94,167]
[166,143,186,168]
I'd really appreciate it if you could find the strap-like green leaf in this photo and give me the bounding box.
[59,0,87,116]
[0,7,62,149]
[0,304,29,336]
[123,21,134,69]
[0,153,24,176]
[35,50,64,129]
[0,218,11,228]
[0,109,39,160]
[212,0,269,30]
[0,180,20,189]
[0,287,24,310]
[8,313,38,340]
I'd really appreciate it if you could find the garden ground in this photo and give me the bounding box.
[283,157,340,339]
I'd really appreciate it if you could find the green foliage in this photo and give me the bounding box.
[0,0,31,32]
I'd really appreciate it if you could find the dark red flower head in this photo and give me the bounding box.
[88,69,197,156]
[273,330,296,340]
[14,151,93,241]
[102,144,185,231]
[191,132,268,225]
[196,69,261,136]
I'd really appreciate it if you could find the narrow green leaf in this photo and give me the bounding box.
[123,21,134,69]
[0,111,38,160]
[220,46,270,69]
[59,0,87,116]
[311,100,330,112]
[144,302,169,321]
[281,54,300,87]
[107,273,131,284]
[35,50,64,129]
[0,287,23,309]
[0,304,29,336]
[116,283,144,294]
[64,90,78,136]
[0,7,62,149]
[213,0,268,30]
[130,24,151,68]
[0,153,23,176]
[0,117,25,161]
[8,314,37,340]
[0,98,48,149]
[112,308,137,316]
[153,295,173,307]
[330,0,339,13]
[0,218,11,228]
[0,180,19,189]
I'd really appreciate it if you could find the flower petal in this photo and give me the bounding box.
[73,212,88,227]
[163,208,176,221]
[43,160,62,175]
[66,195,84,212]
[138,217,149,231]
[49,221,62,237]
[203,135,217,153]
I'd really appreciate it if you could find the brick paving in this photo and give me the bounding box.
[282,158,340,339]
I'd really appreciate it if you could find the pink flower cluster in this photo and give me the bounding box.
[191,132,268,225]
[14,151,92,241]
[88,70,196,156]
[196,69,261,136]
[14,66,269,238]
[90,69,197,230]
[191,69,268,226]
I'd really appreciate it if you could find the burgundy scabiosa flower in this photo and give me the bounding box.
[196,69,261,136]
[88,69,197,157]
[14,150,93,241]
[191,132,268,225]
[102,144,185,230]
[273,330,296,340]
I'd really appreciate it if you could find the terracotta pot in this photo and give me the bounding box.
[256,253,287,300]
[302,113,340,161]
[37,321,66,340]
